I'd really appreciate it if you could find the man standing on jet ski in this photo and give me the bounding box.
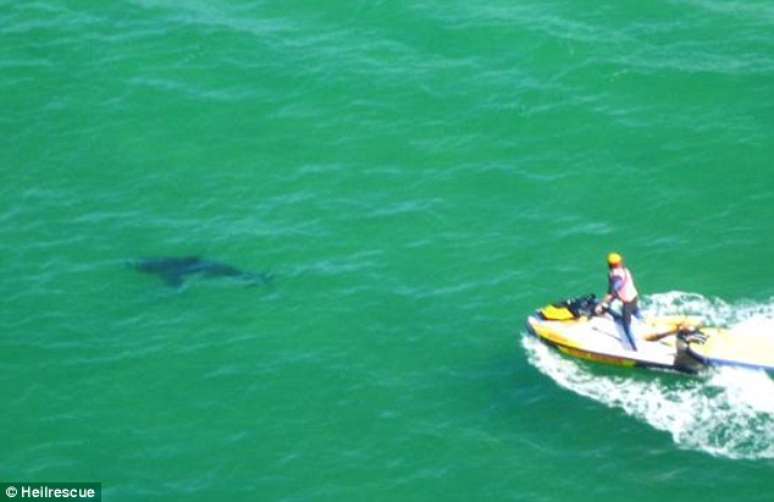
[595,252,640,350]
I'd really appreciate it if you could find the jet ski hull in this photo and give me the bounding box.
[526,295,774,375]
[526,315,691,373]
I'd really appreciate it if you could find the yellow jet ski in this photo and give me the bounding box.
[526,295,774,375]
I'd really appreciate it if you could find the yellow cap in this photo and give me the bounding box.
[607,252,623,266]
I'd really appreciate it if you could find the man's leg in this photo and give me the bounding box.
[622,301,637,351]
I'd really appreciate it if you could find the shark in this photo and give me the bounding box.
[131,256,273,288]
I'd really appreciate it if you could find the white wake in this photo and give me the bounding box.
[523,291,774,460]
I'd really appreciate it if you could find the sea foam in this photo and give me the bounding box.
[523,291,774,460]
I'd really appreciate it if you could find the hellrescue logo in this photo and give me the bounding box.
[1,484,100,501]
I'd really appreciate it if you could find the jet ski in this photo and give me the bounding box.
[526,294,774,375]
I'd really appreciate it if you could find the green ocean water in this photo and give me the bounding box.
[2,0,774,500]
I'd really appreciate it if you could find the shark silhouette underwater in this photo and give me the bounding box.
[131,256,273,288]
